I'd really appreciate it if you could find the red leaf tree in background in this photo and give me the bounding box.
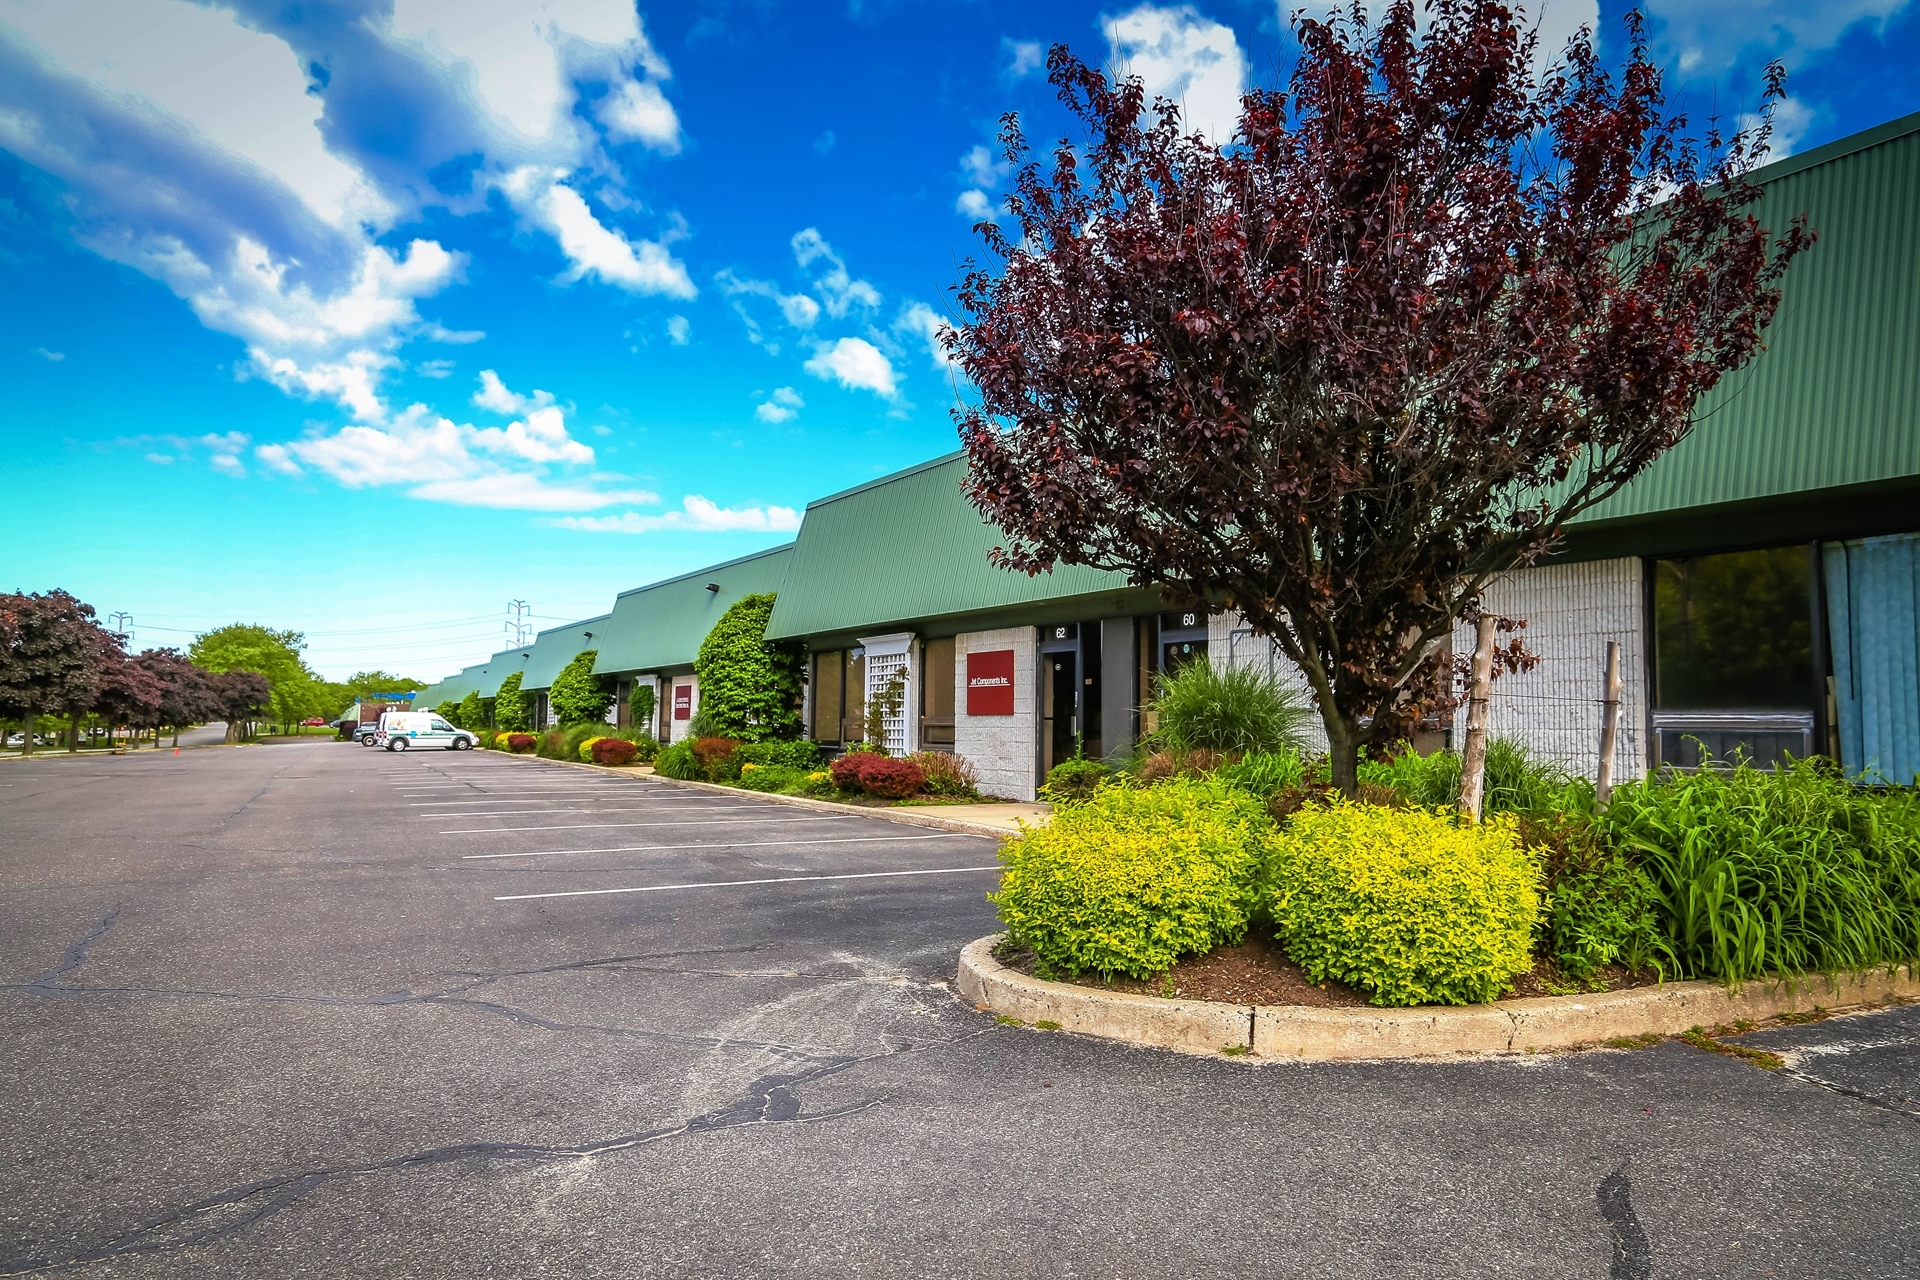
[949,2,1812,793]
[0,590,116,754]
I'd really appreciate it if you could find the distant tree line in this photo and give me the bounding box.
[0,590,425,753]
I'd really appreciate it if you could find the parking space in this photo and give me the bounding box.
[4,741,1920,1278]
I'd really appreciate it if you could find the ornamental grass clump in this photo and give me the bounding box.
[991,778,1269,980]
[1143,659,1310,756]
[1269,803,1540,1006]
[1598,756,1920,984]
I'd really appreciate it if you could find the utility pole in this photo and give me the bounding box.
[1457,615,1497,823]
[506,600,531,647]
[1596,641,1623,810]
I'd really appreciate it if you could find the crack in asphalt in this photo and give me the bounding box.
[1596,1162,1652,1280]
[3,918,990,1275]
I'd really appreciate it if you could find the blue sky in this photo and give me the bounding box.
[4,0,1917,680]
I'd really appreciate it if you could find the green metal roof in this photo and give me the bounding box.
[1570,111,1920,537]
[593,544,793,676]
[763,454,1146,643]
[521,615,611,691]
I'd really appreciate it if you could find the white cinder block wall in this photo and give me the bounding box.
[1452,558,1647,782]
[1208,611,1331,753]
[667,675,699,744]
[954,626,1039,802]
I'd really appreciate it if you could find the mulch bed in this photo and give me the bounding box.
[996,933,1654,1008]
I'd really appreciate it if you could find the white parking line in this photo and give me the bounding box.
[409,796,637,806]
[418,804,772,819]
[493,864,1003,901]
[463,833,961,860]
[440,816,847,834]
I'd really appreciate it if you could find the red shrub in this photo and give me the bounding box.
[828,753,869,791]
[592,737,639,766]
[507,734,537,753]
[692,736,740,769]
[859,758,926,799]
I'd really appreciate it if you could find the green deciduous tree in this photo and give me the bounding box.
[191,623,317,739]
[493,671,531,732]
[692,593,806,742]
[549,651,614,726]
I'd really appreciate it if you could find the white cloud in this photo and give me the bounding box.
[145,452,174,465]
[790,228,881,317]
[956,189,995,219]
[754,386,803,423]
[804,337,898,399]
[502,169,696,297]
[716,268,819,352]
[35,347,64,361]
[598,77,682,153]
[893,303,954,371]
[1003,38,1046,78]
[1742,95,1816,159]
[961,145,1007,188]
[1645,0,1907,74]
[665,314,690,345]
[209,451,247,477]
[473,368,555,415]
[415,358,456,378]
[259,371,634,510]
[1103,4,1247,146]
[0,0,694,439]
[554,495,803,533]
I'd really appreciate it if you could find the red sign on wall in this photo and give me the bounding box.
[966,650,1016,716]
[673,684,693,720]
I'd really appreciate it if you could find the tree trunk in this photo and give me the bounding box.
[1320,703,1364,797]
[19,710,31,755]
[68,713,81,752]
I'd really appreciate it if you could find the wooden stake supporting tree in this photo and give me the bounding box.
[1458,616,1497,822]
[1596,641,1624,809]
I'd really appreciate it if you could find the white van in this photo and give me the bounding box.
[380,711,478,751]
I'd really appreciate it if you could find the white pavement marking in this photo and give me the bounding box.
[439,816,847,834]
[409,796,635,806]
[417,804,767,819]
[464,833,963,860]
[493,864,1003,901]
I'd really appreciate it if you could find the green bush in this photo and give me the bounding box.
[1039,757,1109,805]
[550,651,615,726]
[738,763,807,792]
[1216,750,1311,798]
[493,671,532,733]
[1145,659,1310,755]
[628,684,655,736]
[537,724,601,760]
[654,740,699,780]
[692,593,806,741]
[991,778,1270,980]
[736,739,822,770]
[1360,738,1590,818]
[456,690,484,731]
[1269,803,1540,1006]
[1599,756,1920,983]
[1527,817,1672,981]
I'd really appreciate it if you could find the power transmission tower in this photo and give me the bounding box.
[506,600,531,647]
[107,612,134,648]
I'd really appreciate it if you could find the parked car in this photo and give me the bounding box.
[300,717,326,727]
[380,711,478,751]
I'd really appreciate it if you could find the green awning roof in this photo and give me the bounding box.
[521,616,611,691]
[593,544,793,677]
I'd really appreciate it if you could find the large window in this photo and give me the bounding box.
[1652,546,1817,768]
[810,648,865,745]
[920,637,955,749]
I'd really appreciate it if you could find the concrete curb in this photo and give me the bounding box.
[501,751,1021,840]
[956,934,1920,1061]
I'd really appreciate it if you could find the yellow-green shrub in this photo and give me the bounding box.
[577,735,609,763]
[990,778,1269,979]
[1269,803,1539,1006]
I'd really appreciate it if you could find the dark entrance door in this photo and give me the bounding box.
[1041,650,1077,772]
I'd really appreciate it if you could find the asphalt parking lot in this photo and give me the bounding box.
[3,741,1917,1278]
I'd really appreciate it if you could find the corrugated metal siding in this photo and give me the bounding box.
[1578,115,1920,524]
[592,545,792,676]
[521,615,611,690]
[764,454,1129,641]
